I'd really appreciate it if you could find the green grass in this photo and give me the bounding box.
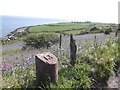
[1,22,117,45]
[63,30,81,35]
[2,22,119,89]
[2,48,22,55]
[29,22,117,36]
[29,22,89,33]
[2,36,119,89]
[2,64,36,88]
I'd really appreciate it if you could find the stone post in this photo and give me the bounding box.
[35,52,58,87]
[118,68,120,89]
[70,34,77,66]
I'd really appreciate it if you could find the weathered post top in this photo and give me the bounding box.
[36,52,58,65]
[35,52,58,87]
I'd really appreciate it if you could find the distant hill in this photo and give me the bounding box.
[1,16,65,37]
[1,21,117,45]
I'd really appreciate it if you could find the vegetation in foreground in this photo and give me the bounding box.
[2,35,119,89]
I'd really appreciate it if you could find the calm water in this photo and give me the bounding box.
[1,16,65,37]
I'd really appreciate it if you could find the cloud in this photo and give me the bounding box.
[0,0,119,23]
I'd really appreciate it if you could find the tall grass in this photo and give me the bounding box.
[49,37,118,89]
[2,36,119,89]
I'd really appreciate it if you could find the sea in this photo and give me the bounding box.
[0,16,66,38]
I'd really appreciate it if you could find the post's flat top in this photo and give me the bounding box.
[36,52,58,65]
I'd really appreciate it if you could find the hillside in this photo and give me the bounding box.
[1,22,117,44]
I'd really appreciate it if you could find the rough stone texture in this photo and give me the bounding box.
[107,68,120,89]
[35,52,58,86]
[118,68,120,89]
[107,75,118,88]
[118,73,120,90]
[70,34,77,66]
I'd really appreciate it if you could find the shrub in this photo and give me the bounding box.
[23,33,59,48]
[99,29,104,33]
[76,38,118,87]
[90,26,98,31]
[104,28,112,34]
[79,30,89,35]
[104,30,110,34]
[50,62,91,89]
[71,63,91,88]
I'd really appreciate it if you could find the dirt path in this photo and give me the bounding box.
[2,33,116,71]
[2,41,24,51]
[2,33,116,52]
[62,33,115,42]
[2,33,119,88]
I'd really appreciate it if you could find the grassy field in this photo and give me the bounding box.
[29,22,89,33]
[28,22,117,36]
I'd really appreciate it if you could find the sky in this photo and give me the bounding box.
[0,0,119,23]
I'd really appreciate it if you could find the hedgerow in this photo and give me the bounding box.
[23,33,59,48]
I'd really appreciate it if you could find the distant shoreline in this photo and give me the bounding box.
[1,16,66,38]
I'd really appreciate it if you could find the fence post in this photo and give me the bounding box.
[59,34,62,49]
[35,52,58,87]
[70,34,77,66]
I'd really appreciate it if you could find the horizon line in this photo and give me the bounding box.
[1,15,118,24]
